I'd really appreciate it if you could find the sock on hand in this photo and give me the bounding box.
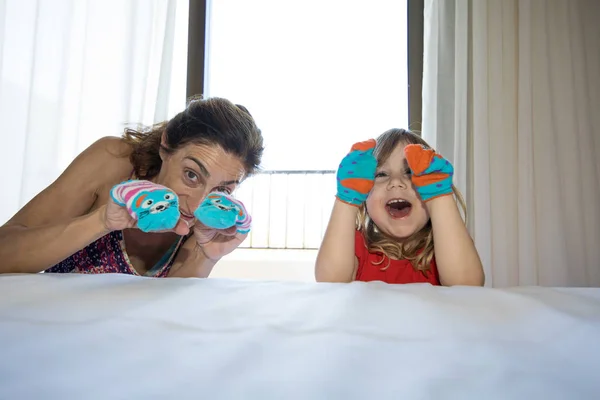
[404,144,454,202]
[336,139,378,206]
[194,193,252,234]
[110,180,180,232]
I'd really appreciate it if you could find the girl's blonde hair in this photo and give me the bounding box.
[356,128,467,274]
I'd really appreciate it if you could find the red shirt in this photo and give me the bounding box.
[354,230,441,285]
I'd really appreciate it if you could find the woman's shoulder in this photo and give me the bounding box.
[4,136,134,229]
[87,135,131,159]
[74,136,134,189]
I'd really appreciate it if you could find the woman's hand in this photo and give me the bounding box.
[192,222,248,262]
[103,197,190,236]
[106,180,190,235]
[103,197,137,231]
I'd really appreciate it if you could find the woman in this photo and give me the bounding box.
[0,97,263,277]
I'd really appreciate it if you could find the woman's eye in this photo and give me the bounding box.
[185,170,198,182]
[375,172,387,178]
[404,168,412,176]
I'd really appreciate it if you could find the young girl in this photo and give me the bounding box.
[315,128,484,286]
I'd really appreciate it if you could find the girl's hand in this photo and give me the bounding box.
[404,144,454,202]
[192,222,248,262]
[336,139,378,206]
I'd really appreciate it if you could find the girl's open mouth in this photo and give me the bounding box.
[386,199,412,219]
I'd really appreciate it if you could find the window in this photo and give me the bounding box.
[191,0,416,249]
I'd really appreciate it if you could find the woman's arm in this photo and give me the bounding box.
[167,238,217,278]
[428,196,484,286]
[169,222,253,278]
[315,200,359,282]
[0,209,110,273]
[0,137,131,273]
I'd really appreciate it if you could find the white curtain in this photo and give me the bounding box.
[0,0,188,225]
[423,0,600,287]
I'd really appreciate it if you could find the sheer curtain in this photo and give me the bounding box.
[423,0,600,287]
[0,0,188,225]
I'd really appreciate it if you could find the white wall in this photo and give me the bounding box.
[210,249,317,282]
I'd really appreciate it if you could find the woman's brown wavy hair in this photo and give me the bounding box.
[356,128,467,274]
[122,96,264,180]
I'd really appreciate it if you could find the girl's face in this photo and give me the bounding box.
[366,142,430,240]
[155,141,245,226]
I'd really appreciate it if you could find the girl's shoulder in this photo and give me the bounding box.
[354,229,370,262]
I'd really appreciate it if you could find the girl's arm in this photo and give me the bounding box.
[315,200,359,282]
[404,144,484,286]
[315,139,377,283]
[0,137,131,273]
[428,196,484,286]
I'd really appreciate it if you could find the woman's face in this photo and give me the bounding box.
[155,141,246,226]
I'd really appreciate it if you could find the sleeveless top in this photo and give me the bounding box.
[354,230,441,285]
[45,230,187,277]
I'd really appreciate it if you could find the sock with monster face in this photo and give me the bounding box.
[194,192,252,234]
[110,180,180,232]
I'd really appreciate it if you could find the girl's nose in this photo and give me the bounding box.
[387,176,408,190]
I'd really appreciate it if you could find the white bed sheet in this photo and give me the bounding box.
[1,273,599,399]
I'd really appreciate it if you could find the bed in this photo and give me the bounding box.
[1,273,599,399]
